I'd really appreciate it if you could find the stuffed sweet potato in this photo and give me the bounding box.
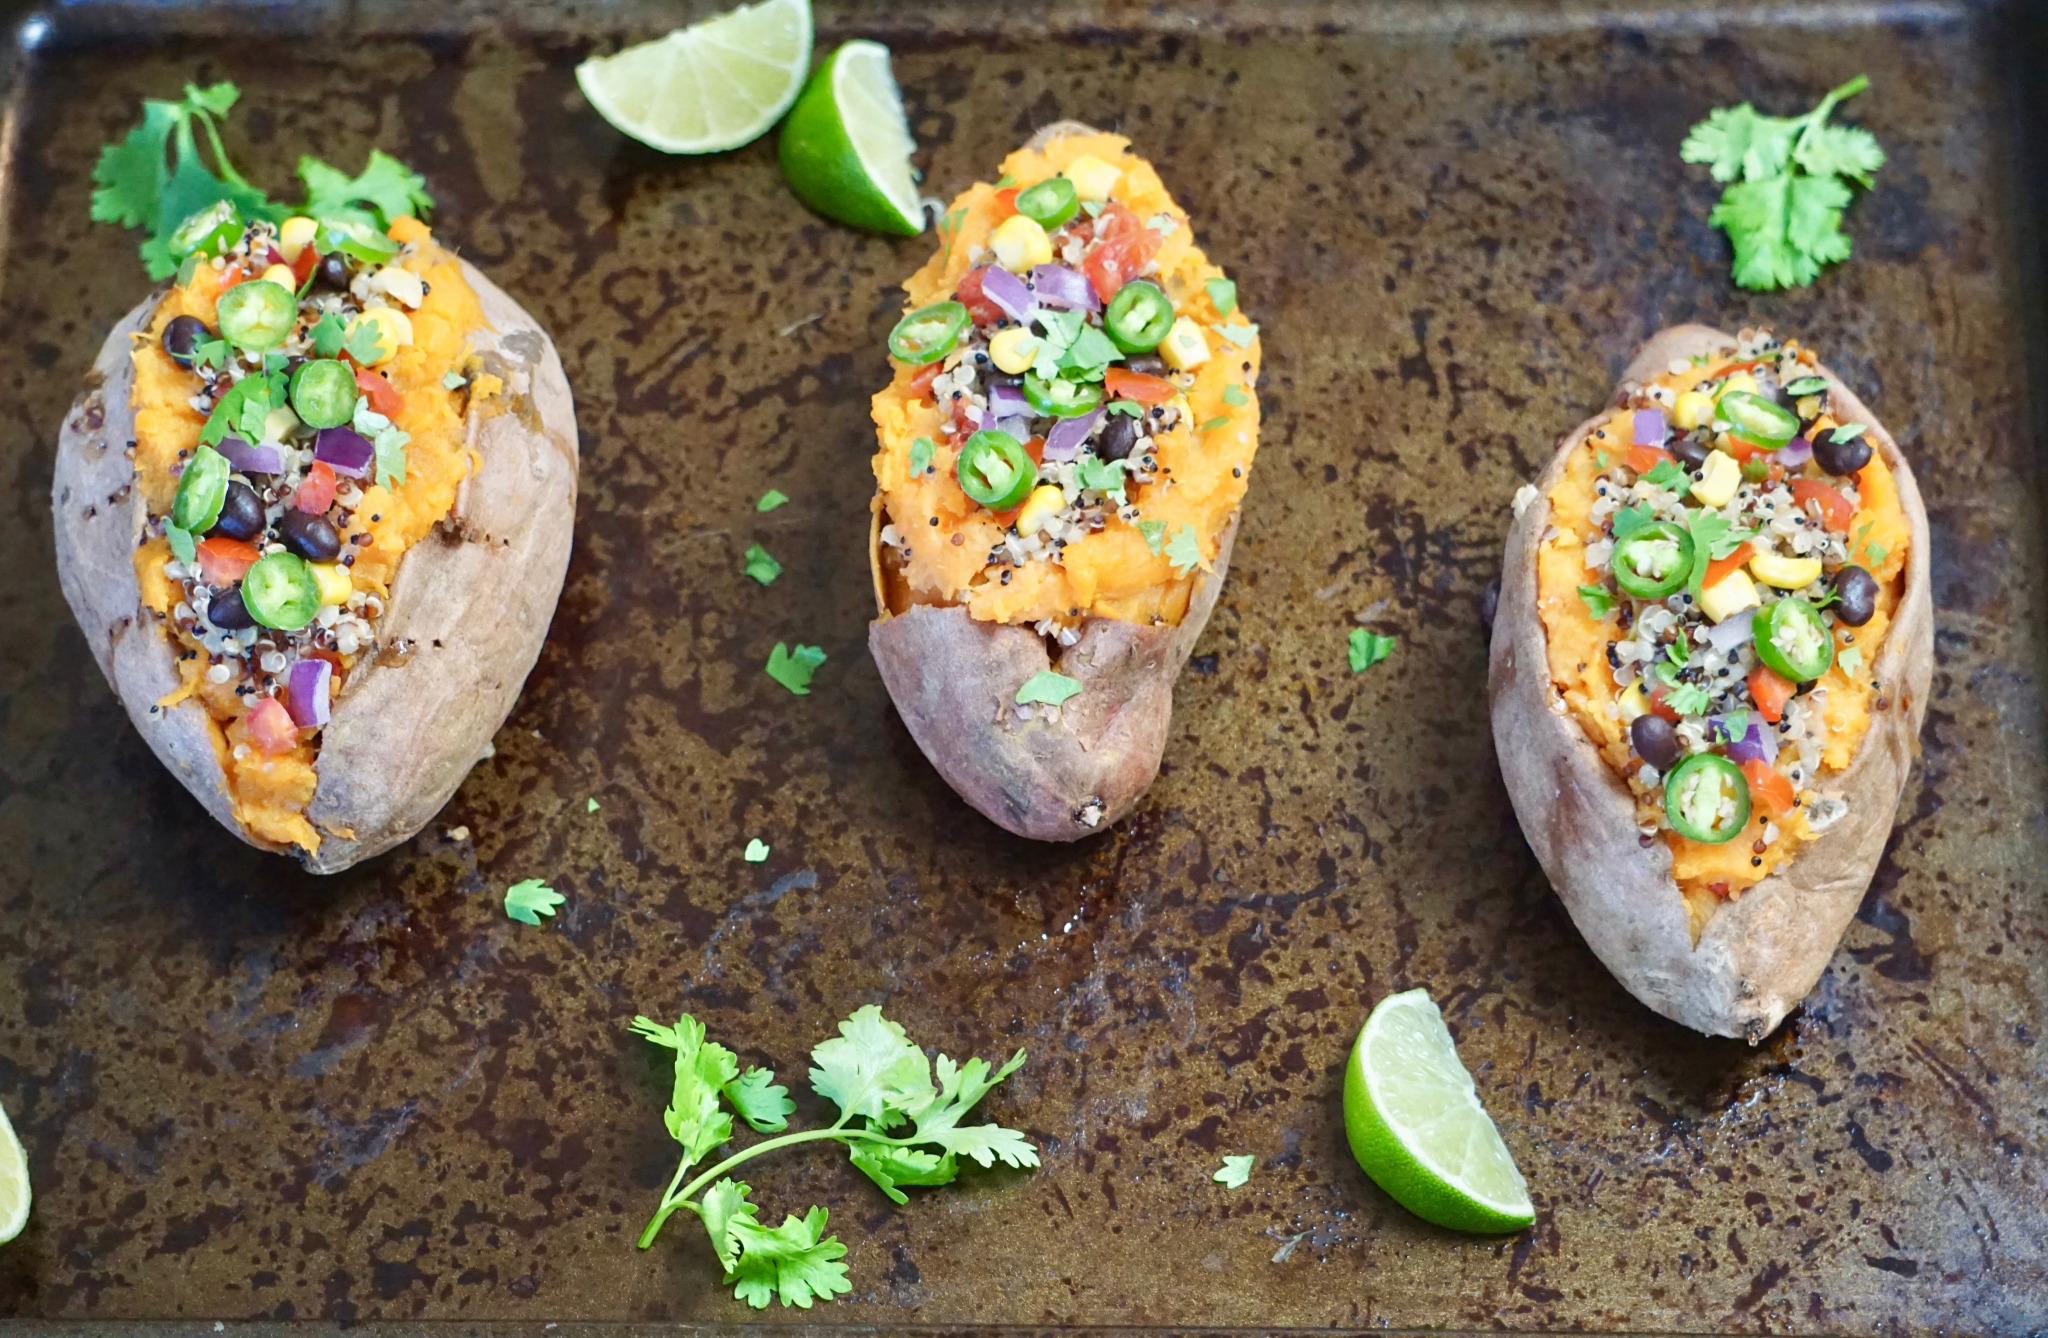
[1489,324,1931,1041]
[53,214,577,873]
[868,122,1261,841]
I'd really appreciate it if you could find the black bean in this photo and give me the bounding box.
[315,252,353,292]
[1631,714,1684,772]
[1812,431,1872,476]
[1833,564,1879,627]
[1098,413,1138,461]
[210,480,266,541]
[1670,435,1710,469]
[206,586,254,631]
[161,314,211,369]
[1125,355,1166,375]
[278,509,342,561]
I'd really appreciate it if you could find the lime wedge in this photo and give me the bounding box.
[778,40,924,235]
[0,1101,28,1244]
[1341,989,1534,1233]
[575,0,813,155]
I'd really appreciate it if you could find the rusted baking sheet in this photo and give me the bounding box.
[0,0,2043,1331]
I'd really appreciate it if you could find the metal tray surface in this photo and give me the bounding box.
[0,0,2043,1331]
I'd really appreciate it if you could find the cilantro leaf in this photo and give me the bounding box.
[1075,454,1125,501]
[743,838,770,863]
[310,311,347,358]
[355,399,410,490]
[1609,503,1657,542]
[1838,645,1864,675]
[1061,323,1121,378]
[1711,171,1854,291]
[1137,519,1167,555]
[1201,416,1231,433]
[1165,523,1205,577]
[808,1005,932,1130]
[848,1144,957,1205]
[1783,375,1828,397]
[697,1178,758,1273]
[1795,121,1885,187]
[503,878,563,926]
[345,318,394,366]
[165,522,197,565]
[1830,422,1867,443]
[1223,383,1249,406]
[744,544,782,586]
[297,149,432,228]
[1205,276,1237,316]
[193,336,230,370]
[91,82,280,279]
[1679,103,1799,184]
[587,797,601,812]
[1665,684,1712,716]
[1214,1154,1255,1189]
[1667,635,1690,668]
[1577,584,1614,618]
[200,372,284,446]
[724,1068,796,1133]
[630,1012,738,1166]
[765,643,826,695]
[1015,670,1081,707]
[1348,628,1396,673]
[908,437,935,476]
[1106,399,1144,418]
[1643,459,1689,491]
[725,1205,851,1310]
[1216,320,1258,347]
[756,489,790,512]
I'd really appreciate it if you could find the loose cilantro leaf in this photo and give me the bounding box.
[1680,75,1883,292]
[587,797,600,812]
[1205,276,1237,316]
[193,336,231,370]
[1216,320,1258,347]
[297,149,433,229]
[310,311,347,358]
[201,371,285,446]
[1838,645,1864,675]
[1348,628,1396,673]
[1075,454,1125,501]
[1864,540,1888,566]
[345,318,395,366]
[756,489,790,512]
[1830,422,1867,443]
[1577,584,1615,618]
[165,523,197,565]
[355,400,410,490]
[1165,523,1205,577]
[1137,519,1167,555]
[995,173,1017,188]
[1061,323,1121,379]
[1015,671,1081,707]
[443,369,468,391]
[1684,510,1755,599]
[1214,1155,1255,1189]
[1609,503,1657,542]
[1783,375,1828,397]
[765,643,826,695]
[1643,459,1689,491]
[503,878,563,926]
[1200,416,1231,433]
[1716,709,1749,741]
[1665,684,1713,717]
[1223,383,1249,406]
[744,544,782,586]
[743,838,770,863]
[1106,399,1144,418]
[908,437,935,476]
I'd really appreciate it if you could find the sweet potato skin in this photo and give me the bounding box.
[50,261,578,874]
[1488,324,1933,1042]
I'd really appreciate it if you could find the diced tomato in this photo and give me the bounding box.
[1722,436,1765,463]
[289,244,320,286]
[1790,477,1854,532]
[954,266,1006,326]
[309,647,347,682]
[1767,462,1786,485]
[1709,880,1732,898]
[992,187,1019,218]
[295,460,337,514]
[1023,436,1046,466]
[1625,443,1674,475]
[1703,542,1754,591]
[1741,758,1797,818]
[1748,665,1795,725]
[355,367,403,418]
[946,395,977,440]
[262,246,287,272]
[1647,681,1683,723]
[1081,201,1161,302]
[245,696,299,755]
[908,362,943,401]
[216,264,249,291]
[196,536,261,586]
[1105,367,1175,404]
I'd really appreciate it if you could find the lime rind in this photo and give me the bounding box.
[1342,989,1534,1233]
[0,1101,27,1244]
[777,40,924,236]
[576,0,813,155]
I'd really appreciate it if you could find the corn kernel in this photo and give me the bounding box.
[372,265,425,309]
[1749,552,1824,590]
[261,404,299,445]
[990,214,1053,272]
[1016,484,1066,535]
[1699,568,1761,623]
[278,216,318,262]
[1063,154,1123,203]
[1689,449,1741,508]
[1159,317,1211,371]
[1718,371,1759,399]
[309,562,353,606]
[345,308,413,366]
[988,326,1040,375]
[259,263,297,289]
[1672,389,1715,432]
[1618,682,1650,723]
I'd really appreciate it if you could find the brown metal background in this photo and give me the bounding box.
[0,0,2043,1331]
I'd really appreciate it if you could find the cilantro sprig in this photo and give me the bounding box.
[633,1006,1037,1309]
[1680,75,1884,291]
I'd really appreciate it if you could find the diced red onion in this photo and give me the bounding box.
[981,266,1035,323]
[987,381,1028,419]
[1725,721,1773,766]
[286,658,332,729]
[1776,435,1813,468]
[313,426,376,478]
[1030,264,1099,312]
[215,434,285,476]
[1706,606,1755,655]
[1632,408,1667,447]
[993,415,1031,441]
[1043,409,1102,462]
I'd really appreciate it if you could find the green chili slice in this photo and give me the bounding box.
[1015,177,1079,230]
[170,443,231,534]
[955,429,1037,510]
[168,200,244,264]
[1715,390,1799,448]
[888,301,970,365]
[216,280,298,352]
[241,553,322,631]
[1663,753,1751,844]
[1023,372,1104,418]
[1103,281,1174,354]
[1611,521,1695,600]
[290,358,359,429]
[1753,596,1835,683]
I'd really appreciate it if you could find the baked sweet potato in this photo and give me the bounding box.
[867,122,1261,841]
[1489,324,1932,1041]
[53,225,577,874]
